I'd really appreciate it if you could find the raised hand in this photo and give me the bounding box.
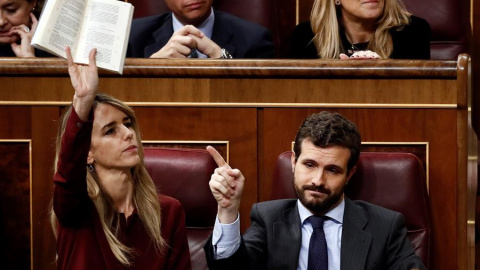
[10,13,37,58]
[207,146,245,224]
[150,25,204,58]
[67,46,98,121]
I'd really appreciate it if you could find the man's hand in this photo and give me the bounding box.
[207,146,245,224]
[67,46,98,121]
[188,34,222,58]
[150,25,204,58]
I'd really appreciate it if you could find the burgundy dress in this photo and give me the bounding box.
[53,108,192,270]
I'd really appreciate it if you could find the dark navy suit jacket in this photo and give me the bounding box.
[204,198,426,270]
[127,11,274,58]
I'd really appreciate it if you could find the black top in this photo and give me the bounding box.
[289,15,431,59]
[0,44,55,57]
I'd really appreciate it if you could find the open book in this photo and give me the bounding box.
[32,0,134,74]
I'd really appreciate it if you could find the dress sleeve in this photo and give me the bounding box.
[391,16,431,59]
[53,107,95,227]
[161,196,192,270]
[289,21,319,59]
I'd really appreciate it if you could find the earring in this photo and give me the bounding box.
[88,164,94,172]
[335,0,341,5]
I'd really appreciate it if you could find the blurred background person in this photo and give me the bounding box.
[289,0,430,59]
[127,0,274,59]
[0,0,51,57]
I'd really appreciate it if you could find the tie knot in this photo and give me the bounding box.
[309,215,326,229]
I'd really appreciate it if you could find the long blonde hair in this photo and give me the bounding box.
[51,93,165,266]
[310,0,411,59]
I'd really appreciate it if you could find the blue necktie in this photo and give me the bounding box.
[188,49,198,58]
[308,216,328,270]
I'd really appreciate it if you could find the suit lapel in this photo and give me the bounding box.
[211,11,236,56]
[340,198,372,270]
[145,14,174,57]
[271,202,302,270]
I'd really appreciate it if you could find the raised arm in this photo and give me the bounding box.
[53,47,98,225]
[67,46,98,118]
[207,146,245,224]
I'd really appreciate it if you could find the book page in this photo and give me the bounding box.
[31,0,86,57]
[75,0,133,73]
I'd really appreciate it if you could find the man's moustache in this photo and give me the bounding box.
[302,185,331,195]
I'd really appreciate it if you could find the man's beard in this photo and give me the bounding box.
[294,183,344,215]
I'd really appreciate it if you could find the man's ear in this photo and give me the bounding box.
[346,166,357,185]
[87,151,94,165]
[291,152,296,173]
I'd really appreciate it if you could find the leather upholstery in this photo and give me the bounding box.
[130,0,273,29]
[271,151,431,268]
[144,147,218,270]
[402,0,471,59]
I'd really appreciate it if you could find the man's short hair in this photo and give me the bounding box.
[293,111,361,171]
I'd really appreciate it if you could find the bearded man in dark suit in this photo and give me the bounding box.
[204,111,426,270]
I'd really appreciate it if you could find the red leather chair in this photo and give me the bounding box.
[401,0,471,60]
[272,151,431,268]
[143,147,217,270]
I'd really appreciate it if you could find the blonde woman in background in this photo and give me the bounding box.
[51,47,191,270]
[289,0,430,59]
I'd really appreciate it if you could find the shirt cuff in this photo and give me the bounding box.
[212,214,240,245]
[211,214,241,259]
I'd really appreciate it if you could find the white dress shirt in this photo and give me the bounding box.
[212,198,345,270]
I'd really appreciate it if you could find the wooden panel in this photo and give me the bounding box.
[0,142,30,270]
[31,107,60,270]
[0,58,472,270]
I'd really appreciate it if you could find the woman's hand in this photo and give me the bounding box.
[340,50,381,60]
[10,13,37,58]
[67,46,98,121]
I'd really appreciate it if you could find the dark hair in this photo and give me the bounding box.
[293,111,361,172]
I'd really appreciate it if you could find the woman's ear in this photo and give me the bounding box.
[87,150,94,165]
[31,0,37,11]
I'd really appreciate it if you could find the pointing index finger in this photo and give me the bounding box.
[206,146,230,169]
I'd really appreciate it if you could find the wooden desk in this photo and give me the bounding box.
[0,56,475,270]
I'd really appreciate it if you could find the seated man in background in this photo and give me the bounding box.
[127,0,274,59]
[204,111,426,270]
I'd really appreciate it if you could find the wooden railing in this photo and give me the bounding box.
[0,56,475,270]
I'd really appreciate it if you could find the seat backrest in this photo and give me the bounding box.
[143,147,217,270]
[271,151,431,268]
[130,0,273,29]
[401,0,471,60]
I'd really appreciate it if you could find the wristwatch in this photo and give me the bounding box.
[220,48,233,59]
